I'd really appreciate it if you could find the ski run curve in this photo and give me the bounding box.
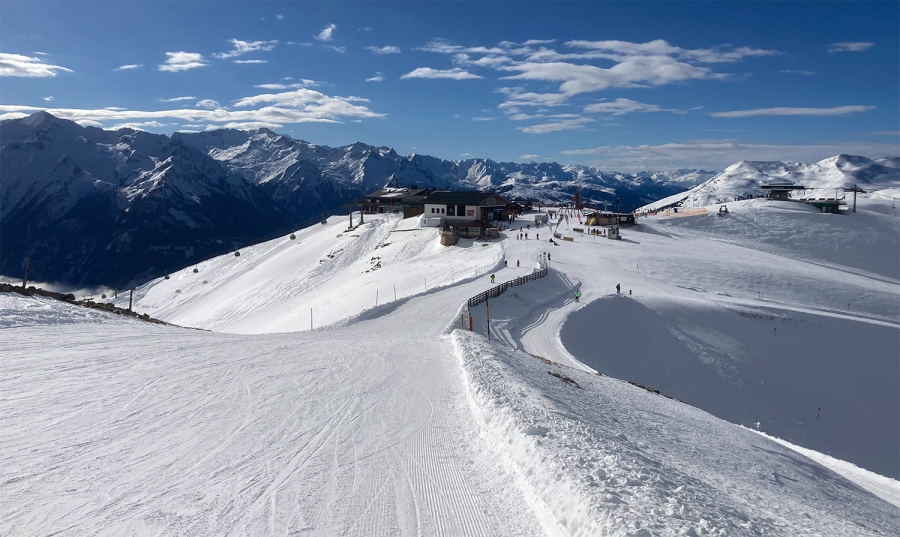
[2,196,899,536]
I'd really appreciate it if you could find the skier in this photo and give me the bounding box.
[525,232,528,240]
[504,260,507,267]
[629,289,632,297]
[616,283,620,294]
[517,260,520,268]
[575,290,581,303]
[536,233,539,240]
[547,252,551,261]
[491,274,495,283]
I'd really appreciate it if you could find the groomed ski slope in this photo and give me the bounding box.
[2,198,899,536]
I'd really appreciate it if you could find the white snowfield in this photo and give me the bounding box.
[2,198,899,536]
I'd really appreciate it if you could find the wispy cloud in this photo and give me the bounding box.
[254,80,318,90]
[113,63,143,71]
[326,46,347,54]
[520,154,539,159]
[276,14,284,20]
[366,45,401,55]
[471,116,495,121]
[366,72,384,82]
[711,105,874,118]
[0,52,72,77]
[33,51,49,56]
[459,152,470,157]
[584,98,684,116]
[518,117,593,134]
[0,89,384,127]
[196,99,221,109]
[159,96,196,103]
[316,24,337,42]
[779,69,816,76]
[111,120,169,131]
[233,59,267,64]
[158,52,207,72]
[43,96,53,101]
[359,26,372,32]
[561,139,899,171]
[401,67,482,80]
[214,39,278,59]
[827,42,875,53]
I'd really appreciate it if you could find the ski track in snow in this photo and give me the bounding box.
[3,199,899,536]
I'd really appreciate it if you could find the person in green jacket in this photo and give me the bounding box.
[491,274,495,283]
[575,290,581,303]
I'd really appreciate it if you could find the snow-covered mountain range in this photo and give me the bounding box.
[0,112,692,286]
[640,155,900,211]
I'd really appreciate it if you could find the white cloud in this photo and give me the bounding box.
[500,57,722,95]
[689,106,705,111]
[472,116,494,121]
[519,117,593,134]
[276,14,284,20]
[520,154,539,159]
[214,39,278,59]
[43,96,53,101]
[401,67,482,80]
[711,105,875,118]
[359,27,372,32]
[459,152,470,157]
[583,98,685,116]
[0,52,72,77]
[158,52,207,72]
[0,87,384,127]
[196,99,221,109]
[366,46,401,55]
[497,87,569,108]
[33,51,49,56]
[254,80,318,90]
[366,73,384,82]
[233,59,268,64]
[561,139,899,171]
[779,69,816,76]
[113,64,143,71]
[827,42,875,53]
[286,42,313,47]
[327,46,347,54]
[316,24,337,42]
[215,121,283,130]
[110,120,169,130]
[159,96,196,103]
[75,119,103,127]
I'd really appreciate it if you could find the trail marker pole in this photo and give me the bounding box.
[376,289,379,307]
[310,308,313,331]
[394,285,397,301]
[424,277,427,292]
[129,287,134,311]
[22,257,30,289]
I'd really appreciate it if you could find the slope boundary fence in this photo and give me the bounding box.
[467,265,549,309]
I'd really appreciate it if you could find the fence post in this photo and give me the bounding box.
[129,287,134,311]
[22,257,30,289]
[486,298,491,342]
[310,308,313,331]
[376,289,379,307]
[394,285,397,301]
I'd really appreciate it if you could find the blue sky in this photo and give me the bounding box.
[1,1,898,171]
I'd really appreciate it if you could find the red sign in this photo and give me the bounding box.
[467,209,475,216]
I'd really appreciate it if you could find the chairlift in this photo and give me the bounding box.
[101,293,107,299]
[234,251,241,257]
[164,273,170,280]
[290,233,296,240]
[193,267,199,273]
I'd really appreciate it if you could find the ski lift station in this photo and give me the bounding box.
[759,179,845,214]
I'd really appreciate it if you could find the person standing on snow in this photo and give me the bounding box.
[616,283,620,294]
[517,260,520,268]
[575,290,581,303]
[491,274,495,283]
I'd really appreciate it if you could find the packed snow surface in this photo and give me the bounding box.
[2,196,899,535]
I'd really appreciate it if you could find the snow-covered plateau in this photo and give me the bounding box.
[2,195,899,536]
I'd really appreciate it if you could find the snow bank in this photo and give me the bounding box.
[452,330,900,536]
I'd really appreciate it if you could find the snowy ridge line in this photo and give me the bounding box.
[744,427,900,509]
